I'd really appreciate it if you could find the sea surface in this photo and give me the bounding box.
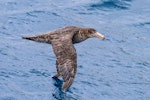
[0,0,150,100]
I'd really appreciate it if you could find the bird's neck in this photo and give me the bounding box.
[72,32,89,44]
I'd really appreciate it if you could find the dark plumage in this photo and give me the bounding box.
[23,26,105,91]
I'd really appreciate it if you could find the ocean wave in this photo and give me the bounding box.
[88,0,132,11]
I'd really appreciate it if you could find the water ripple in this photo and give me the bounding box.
[26,10,60,18]
[137,62,150,68]
[134,22,150,27]
[29,69,51,77]
[0,96,16,100]
[88,0,132,11]
[52,78,81,100]
[0,69,29,78]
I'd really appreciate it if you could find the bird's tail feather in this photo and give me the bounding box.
[22,33,51,44]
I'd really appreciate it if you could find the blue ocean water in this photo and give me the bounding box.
[0,0,150,100]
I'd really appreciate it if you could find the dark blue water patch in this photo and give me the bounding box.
[0,29,12,36]
[118,47,131,55]
[0,96,17,100]
[137,62,150,68]
[52,78,81,100]
[29,69,51,77]
[88,0,132,11]
[78,65,83,68]
[1,26,7,30]
[52,77,63,88]
[80,80,99,87]
[133,22,150,27]
[26,10,47,18]
[9,15,39,25]
[26,12,38,18]
[52,91,80,100]
[51,12,60,17]
[0,50,8,56]
[26,10,61,18]
[7,2,17,5]
[0,71,10,78]
[4,2,18,11]
[24,10,61,25]
[0,69,30,78]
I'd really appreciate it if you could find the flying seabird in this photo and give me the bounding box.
[23,26,105,91]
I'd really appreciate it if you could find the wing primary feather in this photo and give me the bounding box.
[62,77,74,91]
[57,59,76,91]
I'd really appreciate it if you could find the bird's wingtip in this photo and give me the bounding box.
[22,36,26,39]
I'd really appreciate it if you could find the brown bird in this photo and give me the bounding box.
[23,26,105,91]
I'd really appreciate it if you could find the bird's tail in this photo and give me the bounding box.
[22,33,51,44]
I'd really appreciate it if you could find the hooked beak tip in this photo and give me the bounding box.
[96,32,105,40]
[102,37,105,40]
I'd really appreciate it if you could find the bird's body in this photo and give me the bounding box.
[23,26,105,91]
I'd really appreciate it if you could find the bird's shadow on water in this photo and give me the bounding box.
[52,77,80,100]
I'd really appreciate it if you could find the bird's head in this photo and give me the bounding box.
[83,28,105,40]
[73,27,105,43]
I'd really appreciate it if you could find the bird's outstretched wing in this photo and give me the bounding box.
[50,32,77,91]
